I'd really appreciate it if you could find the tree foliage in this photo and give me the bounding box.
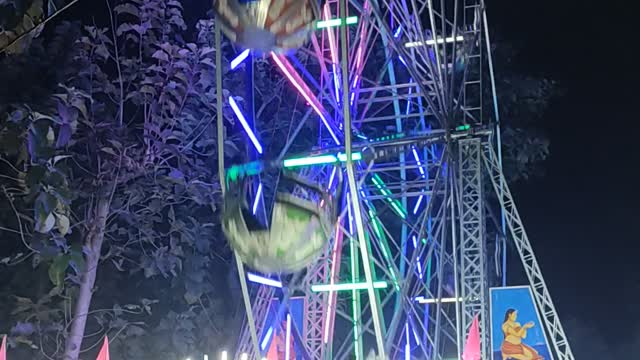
[0,0,254,358]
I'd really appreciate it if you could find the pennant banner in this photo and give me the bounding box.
[96,336,109,360]
[462,315,481,360]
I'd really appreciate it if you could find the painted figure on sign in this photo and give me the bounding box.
[500,309,543,360]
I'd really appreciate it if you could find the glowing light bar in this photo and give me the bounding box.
[252,183,263,214]
[371,174,407,218]
[270,53,340,145]
[328,167,337,189]
[283,152,362,168]
[456,124,471,131]
[413,195,423,214]
[414,296,463,304]
[240,353,248,360]
[405,323,411,360]
[311,281,388,292]
[285,314,292,360]
[394,26,402,38]
[247,273,282,288]
[231,49,250,70]
[260,326,273,350]
[220,352,228,360]
[204,356,209,360]
[411,147,425,177]
[404,35,465,48]
[228,97,263,154]
[316,16,358,29]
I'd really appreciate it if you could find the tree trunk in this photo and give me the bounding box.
[63,197,110,360]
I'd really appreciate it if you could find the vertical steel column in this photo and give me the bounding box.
[339,0,387,356]
[457,138,488,356]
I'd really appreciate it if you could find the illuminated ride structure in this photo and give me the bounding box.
[213,0,575,359]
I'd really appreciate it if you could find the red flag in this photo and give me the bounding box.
[0,335,7,360]
[96,336,109,360]
[462,315,481,360]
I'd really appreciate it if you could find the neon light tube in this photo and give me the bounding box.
[413,195,423,214]
[405,323,411,360]
[412,147,425,177]
[414,296,462,304]
[220,351,228,360]
[404,36,465,48]
[270,53,341,145]
[323,4,340,104]
[252,183,263,214]
[316,16,358,29]
[371,175,407,218]
[323,224,342,343]
[311,281,388,292]
[230,49,250,70]
[328,167,337,189]
[240,354,248,360]
[283,152,362,168]
[247,273,282,288]
[228,97,263,154]
[394,26,402,38]
[285,314,292,359]
[260,326,273,350]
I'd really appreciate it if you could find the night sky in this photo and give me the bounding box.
[491,0,636,351]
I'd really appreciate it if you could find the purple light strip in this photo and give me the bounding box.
[228,97,263,154]
[252,183,263,214]
[231,49,250,70]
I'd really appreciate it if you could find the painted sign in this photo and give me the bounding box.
[490,286,553,360]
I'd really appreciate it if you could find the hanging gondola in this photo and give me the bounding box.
[213,0,321,53]
[222,166,342,274]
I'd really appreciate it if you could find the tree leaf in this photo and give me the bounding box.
[54,213,70,236]
[152,50,169,62]
[48,255,70,287]
[36,213,56,234]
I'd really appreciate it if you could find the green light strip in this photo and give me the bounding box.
[315,16,358,29]
[311,281,388,292]
[283,152,362,168]
[368,208,400,291]
[371,174,408,218]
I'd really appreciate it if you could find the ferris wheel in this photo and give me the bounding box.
[212,0,575,359]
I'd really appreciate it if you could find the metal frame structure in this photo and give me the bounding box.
[213,0,575,359]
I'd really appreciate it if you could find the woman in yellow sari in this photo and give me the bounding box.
[500,309,543,360]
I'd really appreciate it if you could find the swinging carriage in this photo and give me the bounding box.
[213,0,321,53]
[222,166,342,274]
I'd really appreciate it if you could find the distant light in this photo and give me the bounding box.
[404,36,465,48]
[282,152,362,168]
[456,124,471,131]
[204,355,209,360]
[220,351,228,360]
[240,353,248,360]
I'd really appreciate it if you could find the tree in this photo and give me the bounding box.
[0,0,256,358]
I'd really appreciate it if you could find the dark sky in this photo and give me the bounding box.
[490,0,637,349]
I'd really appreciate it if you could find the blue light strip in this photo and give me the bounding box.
[252,183,263,214]
[231,49,250,70]
[228,97,263,154]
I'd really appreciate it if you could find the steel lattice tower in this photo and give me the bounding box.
[214,0,575,359]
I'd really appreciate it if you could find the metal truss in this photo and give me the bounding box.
[482,144,575,360]
[456,138,488,356]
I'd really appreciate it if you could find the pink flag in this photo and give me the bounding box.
[0,335,6,360]
[462,315,481,360]
[96,336,109,360]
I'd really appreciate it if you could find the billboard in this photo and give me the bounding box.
[490,286,553,360]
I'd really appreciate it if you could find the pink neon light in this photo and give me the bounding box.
[270,53,340,144]
[323,222,343,343]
